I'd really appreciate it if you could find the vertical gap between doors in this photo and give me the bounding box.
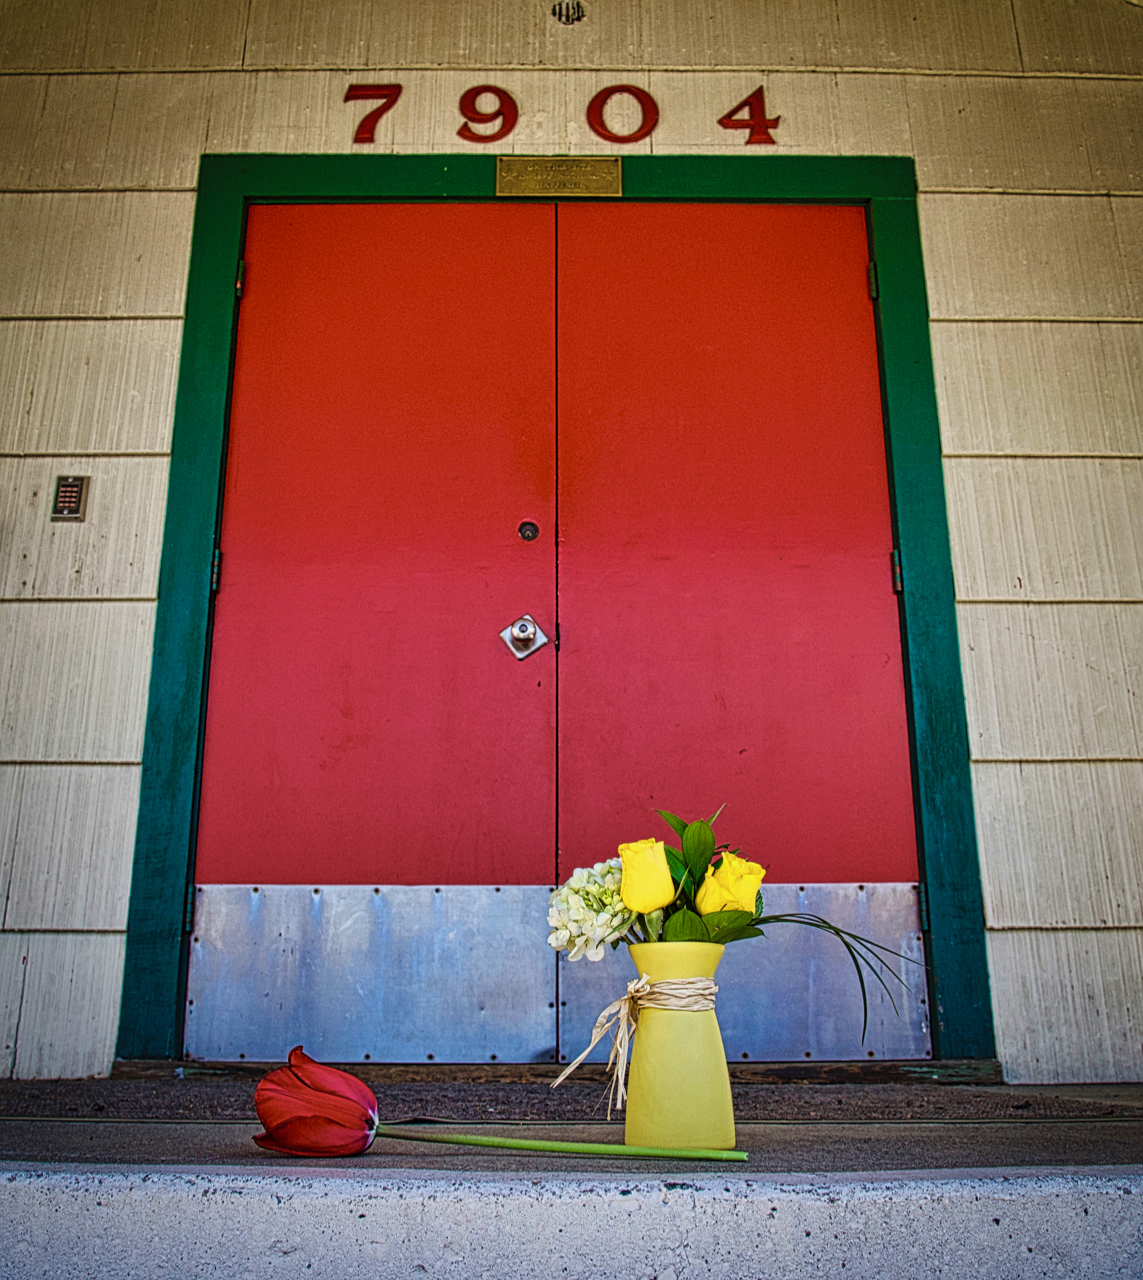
[553,201,562,1064]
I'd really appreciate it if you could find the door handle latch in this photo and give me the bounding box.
[500,614,549,660]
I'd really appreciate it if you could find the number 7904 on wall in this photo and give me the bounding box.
[344,82,780,146]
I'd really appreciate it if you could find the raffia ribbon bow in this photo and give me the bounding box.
[550,974,718,1118]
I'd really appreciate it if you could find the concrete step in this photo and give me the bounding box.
[3,1083,1140,1276]
[2,1160,1141,1279]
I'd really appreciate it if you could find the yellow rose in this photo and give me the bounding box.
[695,852,765,916]
[618,839,675,914]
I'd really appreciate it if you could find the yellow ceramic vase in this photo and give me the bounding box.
[624,941,736,1150]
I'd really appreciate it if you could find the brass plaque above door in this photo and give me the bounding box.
[496,156,622,197]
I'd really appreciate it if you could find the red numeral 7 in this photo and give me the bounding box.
[717,86,780,145]
[345,84,403,144]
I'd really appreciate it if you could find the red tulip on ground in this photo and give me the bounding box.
[253,1046,379,1156]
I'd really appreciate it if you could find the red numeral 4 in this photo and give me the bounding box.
[718,86,780,145]
[345,84,403,144]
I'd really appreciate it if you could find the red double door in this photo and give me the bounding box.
[196,201,917,897]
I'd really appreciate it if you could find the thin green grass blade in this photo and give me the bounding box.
[753,912,923,1042]
[374,1126,747,1162]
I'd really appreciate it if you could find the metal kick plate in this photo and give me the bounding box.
[559,883,932,1063]
[187,883,928,1063]
[185,885,556,1063]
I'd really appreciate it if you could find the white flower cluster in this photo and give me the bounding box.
[547,859,636,962]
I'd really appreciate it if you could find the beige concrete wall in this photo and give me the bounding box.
[0,0,1139,1080]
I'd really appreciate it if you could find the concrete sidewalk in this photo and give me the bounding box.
[2,1079,1141,1276]
[2,1161,1140,1279]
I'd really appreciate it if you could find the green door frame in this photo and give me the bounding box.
[117,153,996,1063]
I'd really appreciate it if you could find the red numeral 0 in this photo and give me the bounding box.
[458,85,519,143]
[586,85,659,144]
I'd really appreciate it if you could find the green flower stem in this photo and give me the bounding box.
[373,1125,747,1162]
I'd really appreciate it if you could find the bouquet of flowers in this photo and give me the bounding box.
[549,806,906,1033]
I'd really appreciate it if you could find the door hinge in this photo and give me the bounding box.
[210,547,222,593]
[891,548,903,594]
[917,881,930,933]
[867,262,879,300]
[184,882,197,933]
[235,260,245,299]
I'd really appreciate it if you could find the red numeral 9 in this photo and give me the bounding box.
[457,85,519,143]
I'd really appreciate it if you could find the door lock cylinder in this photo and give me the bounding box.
[500,614,549,660]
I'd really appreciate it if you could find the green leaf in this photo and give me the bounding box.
[643,909,664,942]
[656,810,689,840]
[754,886,765,917]
[681,819,716,888]
[664,848,687,885]
[717,926,764,944]
[662,908,710,942]
[700,910,754,943]
[706,803,726,826]
[700,910,754,931]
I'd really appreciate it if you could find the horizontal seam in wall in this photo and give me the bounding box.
[985,924,1143,932]
[0,186,1141,198]
[0,314,181,325]
[0,760,142,767]
[956,598,1143,605]
[920,189,1143,197]
[0,928,126,935]
[0,453,171,460]
[932,316,1143,324]
[971,757,1143,764]
[0,321,181,329]
[0,187,197,195]
[0,597,158,604]
[0,315,182,323]
[943,453,1143,460]
[0,65,1140,81]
